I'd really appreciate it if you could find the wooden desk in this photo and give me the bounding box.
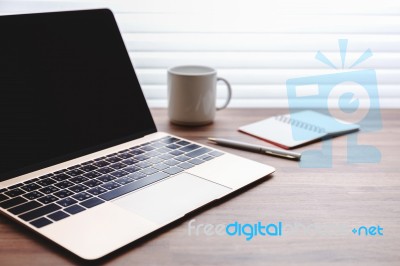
[1,109,399,265]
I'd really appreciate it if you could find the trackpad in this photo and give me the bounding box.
[113,173,231,225]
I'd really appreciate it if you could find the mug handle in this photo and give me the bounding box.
[216,77,232,111]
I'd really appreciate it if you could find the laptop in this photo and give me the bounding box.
[0,9,275,260]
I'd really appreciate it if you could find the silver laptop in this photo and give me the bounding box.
[0,9,275,260]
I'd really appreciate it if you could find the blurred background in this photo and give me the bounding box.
[1,0,399,108]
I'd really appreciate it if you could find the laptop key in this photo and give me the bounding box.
[97,167,114,174]
[93,160,110,168]
[186,147,212,158]
[209,151,224,157]
[83,179,102,188]
[140,145,156,151]
[135,154,149,161]
[158,153,174,160]
[9,183,23,189]
[48,211,69,221]
[96,174,115,183]
[169,150,184,156]
[114,177,134,185]
[176,140,190,146]
[87,186,107,196]
[163,167,184,175]
[166,144,180,149]
[80,197,104,208]
[37,195,58,205]
[83,171,102,179]
[39,185,59,194]
[54,180,75,189]
[129,149,144,155]
[164,159,180,166]
[153,163,169,171]
[38,173,54,179]
[19,203,61,221]
[135,161,152,169]
[124,166,142,173]
[52,173,71,181]
[121,158,137,165]
[101,182,121,190]
[177,162,195,170]
[30,217,53,228]
[80,165,98,172]
[110,170,129,178]
[99,171,170,201]
[105,157,122,163]
[8,201,42,215]
[53,189,74,199]
[141,167,158,175]
[81,160,94,166]
[127,172,146,180]
[69,184,88,193]
[66,169,85,177]
[22,179,33,184]
[22,194,39,203]
[5,188,25,198]
[0,194,9,202]
[147,157,163,164]
[180,144,201,152]
[72,192,92,201]
[0,197,27,209]
[20,183,41,192]
[188,158,205,165]
[198,154,214,161]
[64,204,85,215]
[117,153,132,159]
[175,155,191,162]
[109,163,127,170]
[55,169,67,174]
[37,178,56,187]
[69,176,90,184]
[160,137,179,144]
[57,197,78,207]
[67,165,81,170]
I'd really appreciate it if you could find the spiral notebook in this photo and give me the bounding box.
[239,110,360,149]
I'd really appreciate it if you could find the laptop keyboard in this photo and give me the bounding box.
[0,136,224,229]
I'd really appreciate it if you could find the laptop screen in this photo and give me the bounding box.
[0,9,157,182]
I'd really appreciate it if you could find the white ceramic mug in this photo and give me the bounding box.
[167,65,232,126]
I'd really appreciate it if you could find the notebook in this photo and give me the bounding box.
[239,110,360,149]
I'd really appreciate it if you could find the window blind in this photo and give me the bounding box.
[1,0,399,108]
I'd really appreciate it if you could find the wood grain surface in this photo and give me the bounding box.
[0,108,399,266]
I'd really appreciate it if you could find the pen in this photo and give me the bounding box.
[208,137,301,160]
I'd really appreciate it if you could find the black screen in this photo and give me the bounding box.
[0,9,157,181]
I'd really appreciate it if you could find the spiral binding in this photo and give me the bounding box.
[275,115,325,134]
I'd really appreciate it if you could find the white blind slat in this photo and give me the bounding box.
[129,52,400,69]
[135,69,400,85]
[123,34,400,52]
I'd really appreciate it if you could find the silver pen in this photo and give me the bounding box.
[208,137,301,160]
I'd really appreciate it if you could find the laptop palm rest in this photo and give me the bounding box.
[113,173,231,225]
